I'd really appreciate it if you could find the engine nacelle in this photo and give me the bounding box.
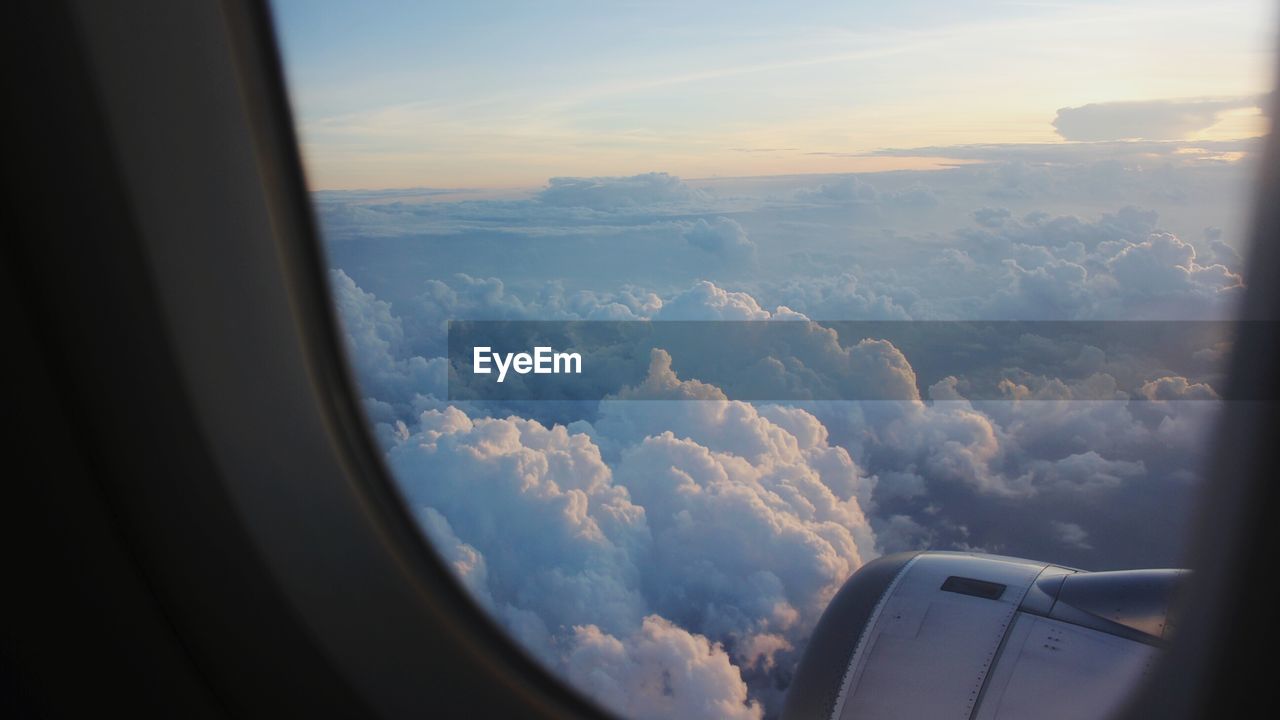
[784,551,1184,720]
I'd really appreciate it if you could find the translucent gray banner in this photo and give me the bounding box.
[446,321,1261,402]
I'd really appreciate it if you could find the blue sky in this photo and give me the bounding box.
[271,0,1274,188]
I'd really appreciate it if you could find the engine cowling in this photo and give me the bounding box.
[783,551,1184,720]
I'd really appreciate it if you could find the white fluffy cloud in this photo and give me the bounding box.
[833,382,1216,564]
[537,172,707,210]
[383,352,877,718]
[963,214,1245,320]
[337,264,1220,712]
[321,155,1254,327]
[682,217,758,265]
[329,268,447,412]
[567,617,763,720]
[654,280,776,321]
[795,175,939,209]
[320,151,1245,715]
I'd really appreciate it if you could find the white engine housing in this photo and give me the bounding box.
[784,552,1183,720]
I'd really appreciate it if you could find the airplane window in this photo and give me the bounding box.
[266,2,1274,718]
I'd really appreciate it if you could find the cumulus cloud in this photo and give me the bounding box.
[654,280,776,321]
[648,289,923,401]
[795,176,881,205]
[1199,227,1244,274]
[830,386,1216,568]
[1106,232,1243,308]
[1051,521,1093,550]
[329,268,447,415]
[332,268,1223,545]
[391,408,649,638]
[380,352,877,717]
[330,273,1223,715]
[682,217,758,264]
[973,207,1011,228]
[317,150,1248,716]
[1138,375,1220,402]
[960,211,1245,320]
[610,349,728,402]
[794,175,939,211]
[320,147,1256,333]
[756,274,912,321]
[567,617,762,720]
[538,172,707,210]
[1052,97,1262,141]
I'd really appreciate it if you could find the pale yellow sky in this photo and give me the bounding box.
[276,0,1277,190]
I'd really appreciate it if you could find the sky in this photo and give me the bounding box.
[272,0,1274,189]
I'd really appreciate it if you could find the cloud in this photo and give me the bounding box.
[682,217,758,264]
[391,408,650,640]
[404,273,664,358]
[331,266,1224,543]
[538,172,706,210]
[609,349,728,402]
[958,212,1245,320]
[1051,521,1093,550]
[757,273,912,321]
[358,275,1208,707]
[316,149,1250,715]
[794,176,939,211]
[973,207,1011,228]
[1138,375,1220,402]
[828,387,1217,568]
[566,617,762,720]
[795,176,881,205]
[654,280,776,321]
[648,289,923,401]
[1199,227,1244,274]
[383,353,878,717]
[328,268,447,413]
[1052,97,1262,141]
[331,271,1224,714]
[1106,232,1243,304]
[865,137,1259,164]
[319,150,1257,335]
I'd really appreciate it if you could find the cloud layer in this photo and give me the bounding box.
[387,356,878,717]
[321,141,1249,717]
[1052,97,1262,141]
